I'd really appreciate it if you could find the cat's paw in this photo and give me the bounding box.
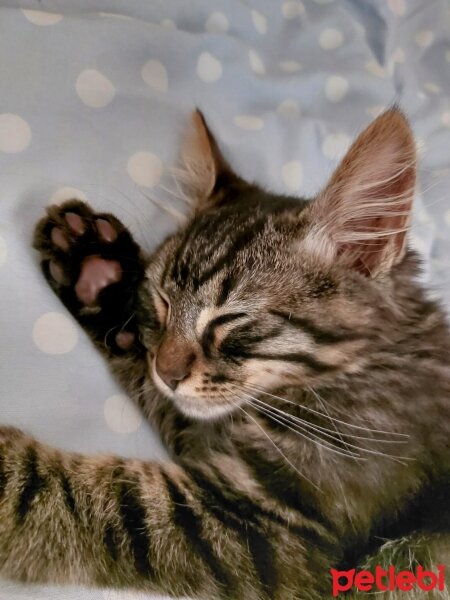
[34,200,145,353]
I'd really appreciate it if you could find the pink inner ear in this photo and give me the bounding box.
[312,109,416,277]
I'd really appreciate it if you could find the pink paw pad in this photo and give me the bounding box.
[51,227,70,251]
[95,218,117,242]
[75,256,122,305]
[65,212,86,235]
[49,260,66,284]
[115,331,135,350]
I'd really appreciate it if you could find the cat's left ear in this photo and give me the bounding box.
[178,110,234,209]
[304,108,416,277]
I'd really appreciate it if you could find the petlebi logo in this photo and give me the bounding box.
[330,565,446,596]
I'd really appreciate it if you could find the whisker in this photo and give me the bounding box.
[237,384,406,445]
[237,392,366,461]
[307,385,353,454]
[226,395,322,492]
[240,385,412,464]
[245,383,409,438]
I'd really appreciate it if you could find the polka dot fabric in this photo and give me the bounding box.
[1,1,450,598]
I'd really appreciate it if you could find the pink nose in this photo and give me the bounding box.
[155,335,195,391]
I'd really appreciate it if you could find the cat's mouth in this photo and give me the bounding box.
[149,355,237,421]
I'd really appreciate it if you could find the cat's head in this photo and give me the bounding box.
[144,109,416,420]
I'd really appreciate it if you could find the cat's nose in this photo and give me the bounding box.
[155,335,195,391]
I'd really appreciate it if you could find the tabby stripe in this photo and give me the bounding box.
[118,478,153,577]
[16,447,46,524]
[201,312,247,359]
[213,464,333,545]
[0,455,6,500]
[161,471,233,595]
[216,275,235,307]
[237,445,333,533]
[196,219,266,288]
[60,473,77,516]
[170,220,203,287]
[241,351,334,373]
[219,323,281,359]
[188,467,277,597]
[270,310,368,345]
[104,524,120,561]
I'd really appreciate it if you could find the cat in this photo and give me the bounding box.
[0,108,449,600]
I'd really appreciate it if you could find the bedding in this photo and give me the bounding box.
[0,0,449,598]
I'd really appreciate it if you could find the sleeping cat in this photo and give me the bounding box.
[0,108,448,599]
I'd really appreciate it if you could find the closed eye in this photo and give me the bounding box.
[152,288,171,327]
[201,312,248,359]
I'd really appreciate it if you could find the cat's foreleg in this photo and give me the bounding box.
[0,426,309,600]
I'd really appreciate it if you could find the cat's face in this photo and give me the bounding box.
[144,109,417,421]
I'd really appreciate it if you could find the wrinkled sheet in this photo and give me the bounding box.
[0,1,449,598]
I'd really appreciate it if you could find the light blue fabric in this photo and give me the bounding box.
[0,1,449,598]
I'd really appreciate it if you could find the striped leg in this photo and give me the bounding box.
[0,426,328,599]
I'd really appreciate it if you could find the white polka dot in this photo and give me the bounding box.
[445,210,450,226]
[0,114,31,153]
[415,30,434,49]
[387,0,406,16]
[141,60,168,93]
[196,52,223,82]
[104,394,142,434]
[446,50,450,63]
[0,235,7,267]
[366,105,386,118]
[392,47,405,63]
[325,76,349,102]
[442,112,450,127]
[33,312,78,355]
[127,152,163,188]
[75,69,115,108]
[279,60,302,73]
[205,12,229,33]
[21,9,62,25]
[281,161,303,191]
[50,187,88,204]
[233,115,264,130]
[277,99,300,117]
[249,49,266,74]
[160,18,176,30]
[251,10,268,34]
[424,82,440,94]
[282,1,305,18]
[322,133,351,160]
[319,28,344,50]
[365,61,386,77]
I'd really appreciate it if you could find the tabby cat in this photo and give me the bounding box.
[0,108,449,599]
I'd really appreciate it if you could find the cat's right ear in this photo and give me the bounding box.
[177,110,234,210]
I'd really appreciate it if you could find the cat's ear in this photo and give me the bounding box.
[178,110,234,209]
[304,108,416,277]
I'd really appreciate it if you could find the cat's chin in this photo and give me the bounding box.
[172,397,235,421]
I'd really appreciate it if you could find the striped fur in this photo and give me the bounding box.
[1,108,448,598]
